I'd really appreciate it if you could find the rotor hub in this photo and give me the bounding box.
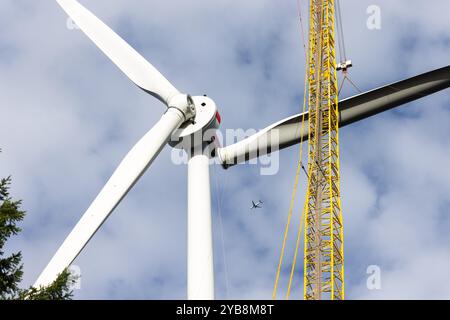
[169,95,221,149]
[167,94,196,121]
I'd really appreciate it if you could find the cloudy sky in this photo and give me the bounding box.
[0,0,449,299]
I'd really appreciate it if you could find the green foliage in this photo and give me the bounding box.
[0,175,25,299]
[0,149,76,300]
[21,269,76,300]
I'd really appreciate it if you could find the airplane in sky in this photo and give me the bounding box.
[251,200,263,209]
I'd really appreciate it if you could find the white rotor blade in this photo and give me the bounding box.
[218,65,450,167]
[57,0,180,105]
[34,108,185,288]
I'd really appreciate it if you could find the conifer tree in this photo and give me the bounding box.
[0,149,75,300]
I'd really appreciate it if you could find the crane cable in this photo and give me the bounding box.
[335,0,347,62]
[272,0,309,300]
[335,0,363,95]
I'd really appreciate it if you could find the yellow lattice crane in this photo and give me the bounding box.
[272,0,450,302]
[303,0,344,300]
[273,0,344,300]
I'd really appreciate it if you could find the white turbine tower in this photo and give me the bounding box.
[35,0,450,299]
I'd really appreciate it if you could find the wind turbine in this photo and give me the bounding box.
[35,0,450,299]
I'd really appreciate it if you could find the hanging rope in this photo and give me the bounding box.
[213,163,230,298]
[272,0,309,299]
[297,0,308,61]
[339,73,363,95]
[345,74,363,93]
[286,188,307,298]
[272,73,308,300]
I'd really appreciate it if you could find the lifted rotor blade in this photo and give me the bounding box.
[34,108,185,288]
[218,65,450,168]
[57,0,180,105]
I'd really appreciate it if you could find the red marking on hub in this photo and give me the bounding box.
[215,111,221,124]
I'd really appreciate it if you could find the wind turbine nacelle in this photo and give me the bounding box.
[169,95,221,150]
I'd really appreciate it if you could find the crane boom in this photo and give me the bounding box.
[303,0,344,300]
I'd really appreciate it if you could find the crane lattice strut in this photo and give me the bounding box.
[303,0,344,300]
